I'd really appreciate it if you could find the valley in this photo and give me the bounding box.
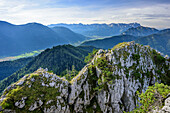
[0,21,169,113]
[0,50,42,62]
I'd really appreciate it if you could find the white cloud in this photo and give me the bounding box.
[0,0,170,28]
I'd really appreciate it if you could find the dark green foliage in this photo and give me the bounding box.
[64,65,78,81]
[154,55,165,64]
[96,57,114,80]
[77,46,98,52]
[152,50,165,64]
[84,96,102,113]
[87,65,98,94]
[93,57,116,92]
[160,68,170,86]
[132,54,140,61]
[96,57,111,70]
[0,57,32,81]
[150,49,170,85]
[133,72,141,80]
[0,45,96,95]
[47,70,53,73]
[84,49,98,63]
[133,83,170,113]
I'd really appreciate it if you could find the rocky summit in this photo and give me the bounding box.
[0,42,169,113]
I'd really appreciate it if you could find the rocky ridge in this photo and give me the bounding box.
[0,42,169,113]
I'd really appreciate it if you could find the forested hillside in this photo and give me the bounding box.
[81,35,138,49]
[0,57,32,81]
[0,45,96,95]
[136,30,170,56]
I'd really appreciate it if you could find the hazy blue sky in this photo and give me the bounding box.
[0,0,170,28]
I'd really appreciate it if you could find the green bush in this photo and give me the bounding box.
[132,54,140,61]
[134,72,141,80]
[84,49,98,63]
[152,50,165,64]
[133,83,170,113]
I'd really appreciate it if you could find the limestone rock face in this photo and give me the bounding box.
[15,97,27,108]
[159,94,170,113]
[150,94,170,113]
[0,42,169,113]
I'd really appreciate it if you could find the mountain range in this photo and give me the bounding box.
[51,27,90,45]
[0,21,89,57]
[136,30,170,56]
[1,20,169,58]
[81,35,138,49]
[48,23,141,37]
[122,26,159,36]
[81,28,170,56]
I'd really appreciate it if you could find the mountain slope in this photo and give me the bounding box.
[0,45,96,95]
[136,30,170,56]
[48,23,141,37]
[82,30,170,56]
[0,57,33,81]
[81,35,138,49]
[0,42,169,113]
[0,21,66,57]
[52,26,90,44]
[122,26,159,36]
[158,28,170,34]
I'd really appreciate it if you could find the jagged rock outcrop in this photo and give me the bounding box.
[149,93,170,113]
[0,42,169,113]
[160,94,170,113]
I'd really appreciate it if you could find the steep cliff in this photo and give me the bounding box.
[0,42,169,113]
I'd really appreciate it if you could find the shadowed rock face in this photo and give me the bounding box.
[0,42,169,113]
[161,95,170,112]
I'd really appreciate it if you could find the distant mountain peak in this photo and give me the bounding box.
[21,22,46,27]
[122,26,159,36]
[51,26,90,44]
[48,23,141,37]
[0,20,14,26]
[52,26,71,30]
[0,20,90,57]
[158,28,170,34]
